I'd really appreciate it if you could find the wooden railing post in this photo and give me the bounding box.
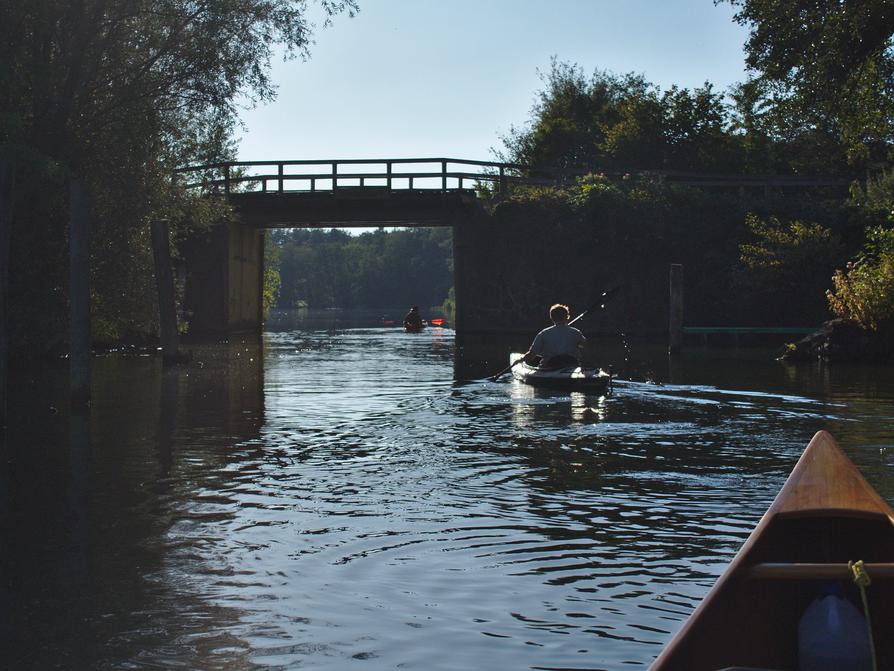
[669,263,684,353]
[69,176,91,405]
[387,161,392,190]
[332,161,338,190]
[150,219,180,364]
[224,164,231,194]
[499,166,507,195]
[442,160,447,191]
[0,156,13,428]
[278,163,284,192]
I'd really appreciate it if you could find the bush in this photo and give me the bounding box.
[827,226,894,331]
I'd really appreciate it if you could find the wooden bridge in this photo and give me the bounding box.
[173,157,849,227]
[174,158,542,227]
[172,158,850,335]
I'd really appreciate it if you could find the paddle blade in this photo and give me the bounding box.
[430,318,445,326]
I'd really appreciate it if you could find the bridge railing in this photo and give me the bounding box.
[173,158,554,195]
[174,158,851,195]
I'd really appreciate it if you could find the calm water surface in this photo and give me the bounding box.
[3,323,894,670]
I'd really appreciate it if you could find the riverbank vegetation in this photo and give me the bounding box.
[478,0,894,355]
[0,1,357,356]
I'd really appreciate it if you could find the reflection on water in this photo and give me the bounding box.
[2,327,894,670]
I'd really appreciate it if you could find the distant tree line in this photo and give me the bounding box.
[270,228,453,311]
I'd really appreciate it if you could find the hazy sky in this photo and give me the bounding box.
[236,0,752,163]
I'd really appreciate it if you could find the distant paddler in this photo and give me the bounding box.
[403,305,425,332]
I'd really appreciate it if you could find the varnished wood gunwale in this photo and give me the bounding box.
[650,430,894,670]
[748,561,894,580]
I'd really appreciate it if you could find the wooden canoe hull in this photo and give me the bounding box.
[650,430,894,670]
[509,353,611,392]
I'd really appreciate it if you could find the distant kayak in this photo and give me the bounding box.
[405,322,425,333]
[509,353,611,392]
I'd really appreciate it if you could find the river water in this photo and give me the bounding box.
[3,319,894,670]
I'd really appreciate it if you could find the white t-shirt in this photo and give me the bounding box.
[529,324,585,360]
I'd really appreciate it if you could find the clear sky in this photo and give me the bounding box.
[235,0,752,163]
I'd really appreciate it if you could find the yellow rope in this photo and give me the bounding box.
[849,559,878,671]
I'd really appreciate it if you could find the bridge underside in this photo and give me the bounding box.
[183,189,488,335]
[230,189,483,228]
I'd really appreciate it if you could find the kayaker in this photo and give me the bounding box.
[523,303,585,369]
[404,306,423,329]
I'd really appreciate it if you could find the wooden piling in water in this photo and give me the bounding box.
[669,263,684,353]
[0,157,13,427]
[150,219,181,364]
[69,177,91,405]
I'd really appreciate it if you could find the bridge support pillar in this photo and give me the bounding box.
[183,221,264,336]
[451,210,497,333]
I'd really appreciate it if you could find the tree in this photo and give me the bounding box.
[497,59,743,174]
[737,214,846,324]
[723,0,894,168]
[0,1,357,350]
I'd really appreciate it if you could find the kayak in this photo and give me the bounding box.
[509,353,611,393]
[405,322,425,333]
[651,430,894,670]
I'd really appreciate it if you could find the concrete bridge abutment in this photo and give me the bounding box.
[182,220,264,336]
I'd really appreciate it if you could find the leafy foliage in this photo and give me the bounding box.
[827,227,894,331]
[0,1,356,352]
[722,0,894,169]
[737,214,845,324]
[478,174,854,329]
[263,233,282,319]
[497,60,743,174]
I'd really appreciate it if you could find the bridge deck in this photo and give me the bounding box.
[230,189,483,227]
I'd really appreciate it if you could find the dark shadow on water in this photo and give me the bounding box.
[0,339,266,669]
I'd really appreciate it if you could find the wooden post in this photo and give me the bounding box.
[0,157,13,427]
[442,160,447,191]
[69,177,91,405]
[669,263,684,353]
[278,163,284,192]
[150,219,180,364]
[387,161,392,190]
